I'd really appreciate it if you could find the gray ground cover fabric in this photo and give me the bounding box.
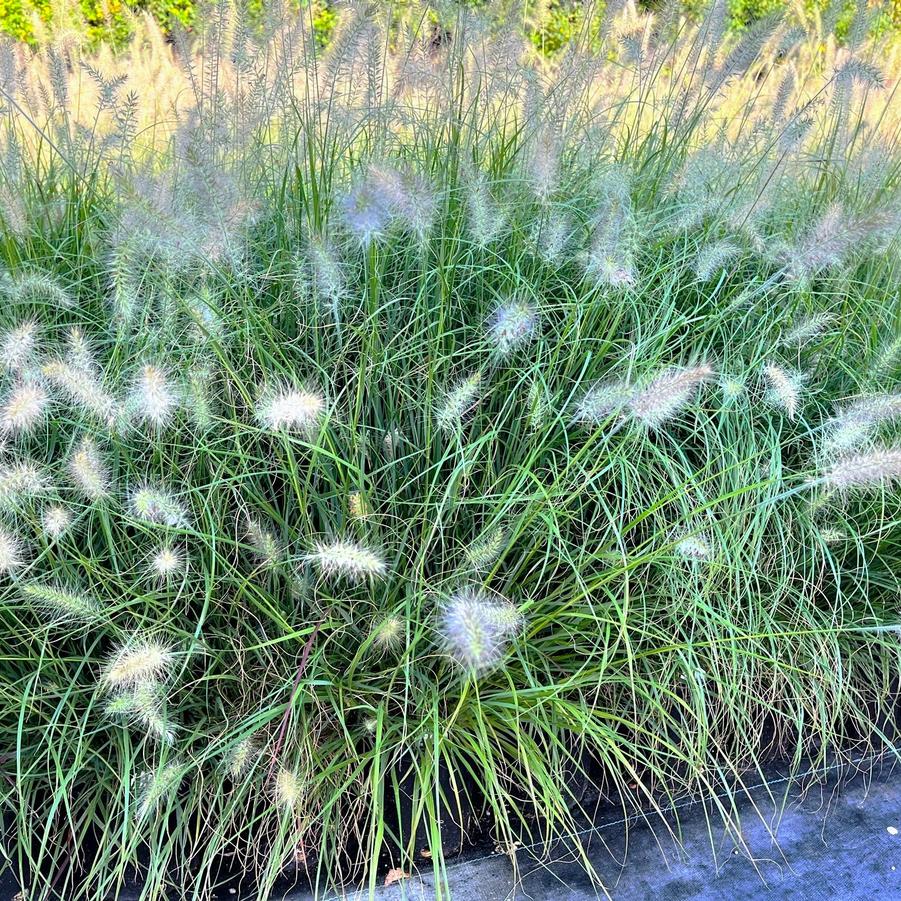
[4,756,900,899]
[304,757,901,900]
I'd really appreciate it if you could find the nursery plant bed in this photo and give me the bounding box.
[279,754,901,900]
[4,753,893,900]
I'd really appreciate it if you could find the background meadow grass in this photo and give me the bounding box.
[0,1,900,898]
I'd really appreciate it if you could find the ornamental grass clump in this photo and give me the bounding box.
[1,2,901,899]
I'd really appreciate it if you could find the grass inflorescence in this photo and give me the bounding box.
[0,1,900,899]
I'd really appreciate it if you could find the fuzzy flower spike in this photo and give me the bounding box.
[488,299,539,355]
[628,364,714,428]
[439,587,523,674]
[256,383,326,433]
[306,538,387,582]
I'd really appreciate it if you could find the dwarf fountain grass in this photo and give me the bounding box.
[225,737,258,778]
[436,372,482,431]
[68,436,111,500]
[694,240,742,281]
[439,587,523,674]
[307,539,387,583]
[64,327,95,373]
[275,767,303,810]
[0,527,23,574]
[0,321,38,372]
[149,544,186,580]
[1,2,901,899]
[244,515,282,567]
[21,582,104,622]
[573,380,633,426]
[41,504,73,539]
[780,312,835,346]
[823,447,901,490]
[347,491,369,520]
[129,363,179,428]
[675,532,714,561]
[129,486,190,528]
[10,270,75,309]
[102,638,175,688]
[369,614,404,651]
[256,384,326,433]
[42,359,122,429]
[488,300,539,355]
[135,762,182,819]
[628,365,714,429]
[0,460,47,508]
[465,527,506,570]
[0,381,49,435]
[763,363,803,421]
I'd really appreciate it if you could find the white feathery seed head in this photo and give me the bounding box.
[129,485,190,529]
[488,300,539,355]
[1,321,38,372]
[342,174,393,245]
[0,381,50,435]
[150,544,186,580]
[780,312,835,346]
[823,447,901,490]
[244,514,282,567]
[694,240,741,282]
[0,460,48,509]
[275,767,303,809]
[307,538,387,582]
[366,164,438,241]
[674,532,713,561]
[719,375,747,403]
[439,587,523,674]
[21,582,104,622]
[0,528,24,575]
[42,360,123,430]
[129,363,179,428]
[102,638,175,688]
[68,436,111,501]
[821,415,875,457]
[225,738,258,778]
[465,527,506,570]
[108,684,176,746]
[42,504,73,539]
[307,237,344,304]
[818,526,846,544]
[628,364,714,428]
[573,380,633,425]
[526,379,551,431]
[817,394,901,455]
[762,363,803,421]
[436,373,482,431]
[370,613,404,651]
[466,171,507,246]
[135,761,181,819]
[256,384,326,433]
[64,326,97,372]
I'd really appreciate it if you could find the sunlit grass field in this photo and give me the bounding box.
[0,1,900,898]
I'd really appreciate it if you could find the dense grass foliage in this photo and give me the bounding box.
[0,1,900,898]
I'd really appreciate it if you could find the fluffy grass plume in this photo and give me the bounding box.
[21,583,104,622]
[0,2,900,899]
[306,539,387,582]
[439,587,523,673]
[102,638,174,688]
[628,365,714,428]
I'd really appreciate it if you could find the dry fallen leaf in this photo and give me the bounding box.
[384,867,410,887]
[420,848,432,859]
